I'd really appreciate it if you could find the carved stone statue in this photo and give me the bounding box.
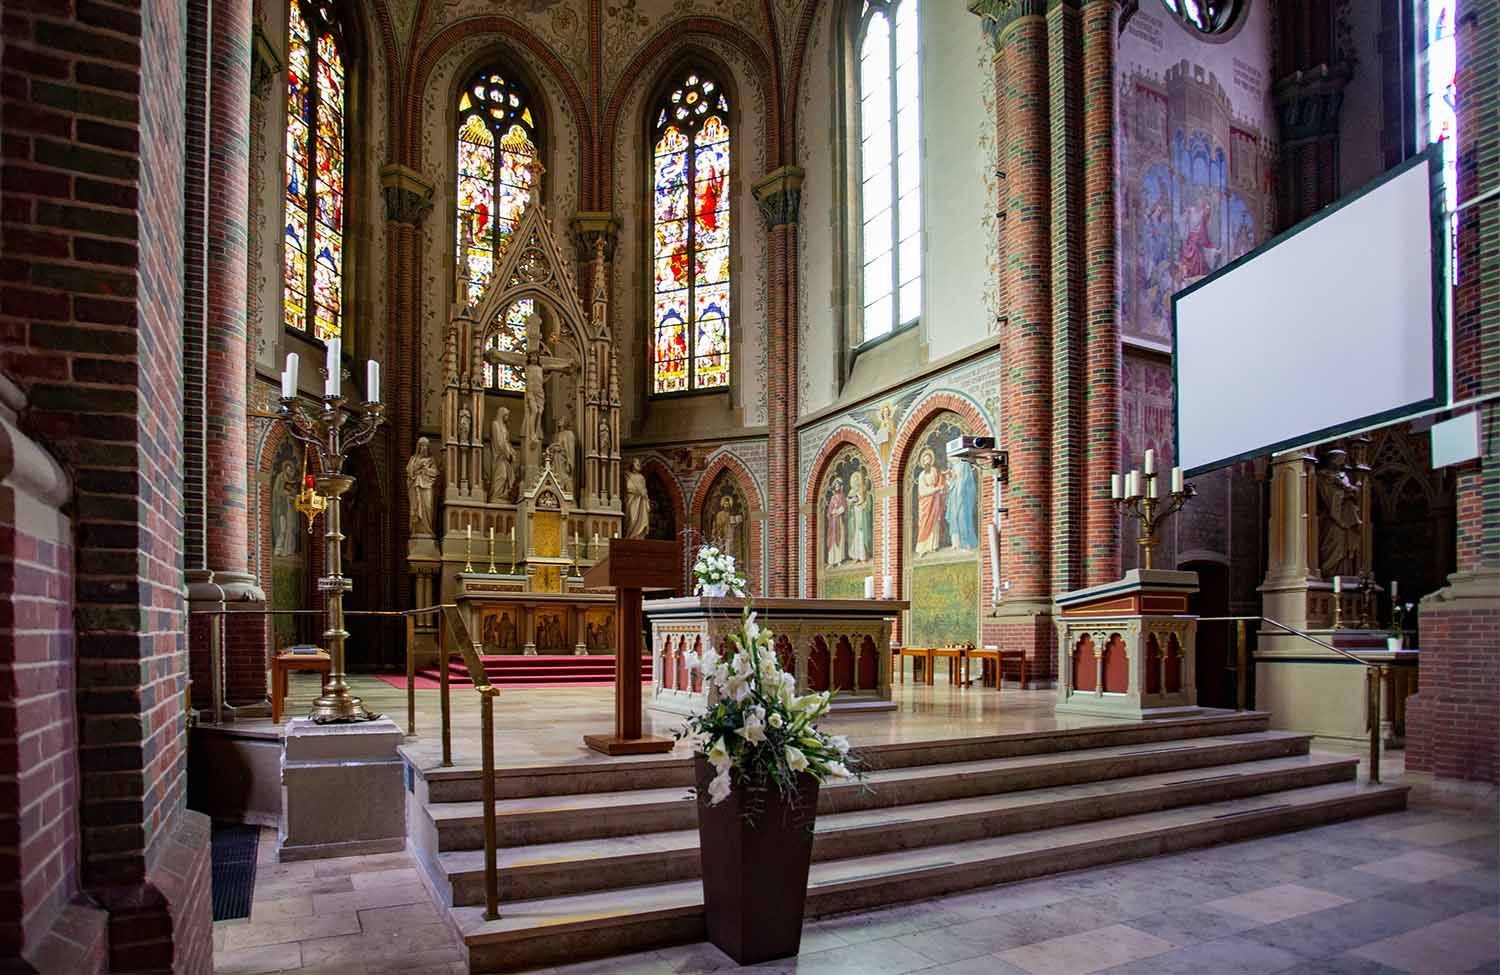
[487,406,516,503]
[458,405,472,444]
[549,413,577,493]
[624,458,650,538]
[712,494,743,562]
[1317,448,1362,579]
[406,437,439,536]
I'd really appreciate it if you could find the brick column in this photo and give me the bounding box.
[1406,0,1500,785]
[753,167,804,597]
[983,2,1056,682]
[1080,0,1119,585]
[0,0,215,961]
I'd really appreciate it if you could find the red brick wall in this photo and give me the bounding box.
[1405,0,1499,785]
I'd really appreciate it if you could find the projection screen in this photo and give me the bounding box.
[1172,146,1447,477]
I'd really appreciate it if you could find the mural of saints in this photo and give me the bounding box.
[821,447,875,569]
[904,413,981,647]
[701,473,747,566]
[909,417,979,559]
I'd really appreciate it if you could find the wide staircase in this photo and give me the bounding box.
[416,653,653,688]
[405,709,1407,974]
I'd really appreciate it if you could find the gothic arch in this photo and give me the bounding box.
[601,19,782,208]
[688,450,764,594]
[802,426,882,597]
[637,454,688,539]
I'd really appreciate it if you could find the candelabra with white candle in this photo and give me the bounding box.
[275,344,385,722]
[1109,448,1195,571]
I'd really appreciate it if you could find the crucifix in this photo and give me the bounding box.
[485,311,572,487]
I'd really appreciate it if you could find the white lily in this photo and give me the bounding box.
[737,709,766,744]
[824,760,853,779]
[785,745,809,773]
[706,769,732,805]
[707,737,732,771]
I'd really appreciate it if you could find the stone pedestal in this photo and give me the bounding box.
[1054,569,1201,720]
[279,718,405,861]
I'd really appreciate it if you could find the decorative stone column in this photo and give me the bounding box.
[1272,0,1351,227]
[571,211,622,508]
[977,0,1055,682]
[752,166,804,598]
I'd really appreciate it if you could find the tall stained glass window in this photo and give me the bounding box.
[857,0,920,343]
[1426,0,1458,277]
[651,70,731,394]
[456,70,540,391]
[284,0,346,342]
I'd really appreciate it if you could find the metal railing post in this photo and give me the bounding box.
[406,613,417,736]
[1368,666,1384,785]
[1235,619,1248,712]
[439,612,453,767]
[480,687,500,920]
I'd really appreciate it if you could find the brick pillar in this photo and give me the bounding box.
[1081,0,1119,586]
[986,4,1056,683]
[753,167,804,597]
[1405,0,1500,785]
[0,0,215,962]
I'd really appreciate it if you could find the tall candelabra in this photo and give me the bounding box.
[1110,449,1195,570]
[276,344,386,723]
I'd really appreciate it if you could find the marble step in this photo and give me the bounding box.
[433,751,1357,905]
[450,778,1409,974]
[425,730,1311,851]
[417,709,1273,803]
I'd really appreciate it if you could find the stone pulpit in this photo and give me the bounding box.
[1053,569,1201,719]
[642,597,907,716]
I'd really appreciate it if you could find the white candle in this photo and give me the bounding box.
[489,526,495,542]
[1143,448,1156,475]
[366,360,380,404]
[863,576,875,598]
[1332,575,1342,594]
[592,532,599,547]
[1129,470,1141,498]
[1147,474,1160,500]
[467,524,472,543]
[1391,579,1398,600]
[1110,473,1122,500]
[1171,467,1184,494]
[324,338,341,397]
[281,352,299,398]
[884,574,893,597]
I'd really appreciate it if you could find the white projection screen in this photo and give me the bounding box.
[1173,147,1447,477]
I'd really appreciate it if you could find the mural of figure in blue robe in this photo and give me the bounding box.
[944,459,979,550]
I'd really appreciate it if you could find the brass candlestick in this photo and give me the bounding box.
[464,528,474,573]
[1332,579,1345,630]
[1110,452,1195,570]
[277,380,385,723]
[487,532,498,574]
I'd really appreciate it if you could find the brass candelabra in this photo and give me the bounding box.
[276,349,385,723]
[1110,450,1195,570]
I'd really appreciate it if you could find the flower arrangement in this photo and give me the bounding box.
[693,545,747,598]
[679,606,856,807]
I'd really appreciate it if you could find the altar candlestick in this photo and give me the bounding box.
[1333,575,1342,594]
[366,360,380,404]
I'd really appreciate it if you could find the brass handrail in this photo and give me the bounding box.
[1189,614,1402,784]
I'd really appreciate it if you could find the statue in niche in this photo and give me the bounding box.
[624,459,651,538]
[711,493,744,563]
[598,416,611,458]
[1317,447,1362,579]
[458,405,472,444]
[549,412,577,493]
[487,406,516,503]
[406,437,439,536]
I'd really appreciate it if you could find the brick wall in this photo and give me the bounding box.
[0,0,215,963]
[1405,0,1500,785]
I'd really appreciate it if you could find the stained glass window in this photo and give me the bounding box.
[1425,0,1458,276]
[651,70,731,394]
[1158,0,1243,34]
[857,0,920,343]
[283,0,346,342]
[456,69,540,391]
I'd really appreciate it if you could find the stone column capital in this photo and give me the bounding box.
[569,211,621,261]
[751,166,805,230]
[968,0,1054,50]
[381,164,436,225]
[251,22,282,100]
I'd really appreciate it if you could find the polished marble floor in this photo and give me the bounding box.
[213,792,1500,975]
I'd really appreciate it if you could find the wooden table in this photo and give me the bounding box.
[272,650,331,724]
[964,648,1028,689]
[928,647,964,686]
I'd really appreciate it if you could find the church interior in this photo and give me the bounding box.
[1,0,1497,972]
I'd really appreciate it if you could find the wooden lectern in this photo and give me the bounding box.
[582,538,680,755]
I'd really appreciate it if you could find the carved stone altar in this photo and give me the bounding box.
[407,173,625,627]
[1054,569,1201,720]
[642,597,908,716]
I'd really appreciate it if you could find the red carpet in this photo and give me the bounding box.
[375,654,652,691]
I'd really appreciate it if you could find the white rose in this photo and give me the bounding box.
[769,711,785,729]
[785,745,809,773]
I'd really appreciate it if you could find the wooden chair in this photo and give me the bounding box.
[272,649,332,724]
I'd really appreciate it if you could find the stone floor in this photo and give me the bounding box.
[214,788,1499,975]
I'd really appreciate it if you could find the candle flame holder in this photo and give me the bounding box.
[1111,460,1195,571]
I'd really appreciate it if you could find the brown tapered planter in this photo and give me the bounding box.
[694,755,820,965]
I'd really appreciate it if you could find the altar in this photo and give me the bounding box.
[642,596,908,716]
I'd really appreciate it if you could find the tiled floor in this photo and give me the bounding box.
[215,800,1499,975]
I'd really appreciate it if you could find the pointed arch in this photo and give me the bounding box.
[802,426,883,598]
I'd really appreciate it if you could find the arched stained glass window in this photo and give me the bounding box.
[651,70,731,394]
[1157,0,1244,35]
[857,0,920,343]
[283,0,347,342]
[456,69,540,391]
